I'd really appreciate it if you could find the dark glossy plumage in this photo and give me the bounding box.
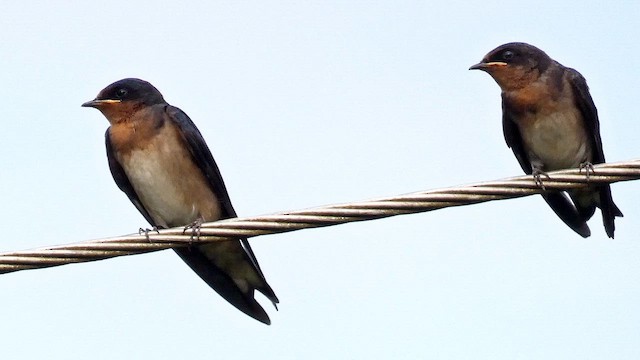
[85,78,278,323]
[471,43,622,238]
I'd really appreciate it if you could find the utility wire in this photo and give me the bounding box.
[1,159,638,274]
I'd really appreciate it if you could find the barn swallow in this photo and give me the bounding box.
[470,42,623,238]
[82,78,278,324]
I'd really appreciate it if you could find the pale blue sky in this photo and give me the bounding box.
[0,1,638,359]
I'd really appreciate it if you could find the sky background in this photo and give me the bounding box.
[0,1,638,359]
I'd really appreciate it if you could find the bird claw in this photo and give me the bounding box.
[182,218,204,247]
[532,169,550,190]
[579,161,595,181]
[138,226,160,242]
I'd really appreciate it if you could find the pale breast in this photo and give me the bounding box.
[516,101,592,171]
[118,124,222,228]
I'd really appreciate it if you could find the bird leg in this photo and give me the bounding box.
[182,218,204,247]
[532,167,550,190]
[139,226,160,242]
[579,161,595,182]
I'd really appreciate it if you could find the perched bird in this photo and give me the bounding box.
[82,78,278,324]
[470,42,622,238]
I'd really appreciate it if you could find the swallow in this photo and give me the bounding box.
[470,42,623,238]
[82,78,278,324]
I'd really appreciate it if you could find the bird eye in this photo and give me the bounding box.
[502,50,515,61]
[115,88,128,98]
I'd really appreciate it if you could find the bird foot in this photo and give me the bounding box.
[532,169,550,190]
[182,218,204,246]
[579,161,595,182]
[139,226,160,242]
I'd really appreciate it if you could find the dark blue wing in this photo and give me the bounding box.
[567,68,622,237]
[163,105,278,319]
[501,97,533,174]
[164,106,237,218]
[163,105,271,272]
[501,96,591,238]
[566,68,605,163]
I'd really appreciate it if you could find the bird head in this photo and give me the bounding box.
[469,42,552,91]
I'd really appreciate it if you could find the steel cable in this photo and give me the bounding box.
[1,159,638,274]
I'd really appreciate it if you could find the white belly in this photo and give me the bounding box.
[125,149,200,227]
[118,126,220,228]
[519,109,591,171]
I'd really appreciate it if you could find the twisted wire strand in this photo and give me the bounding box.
[1,159,638,274]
